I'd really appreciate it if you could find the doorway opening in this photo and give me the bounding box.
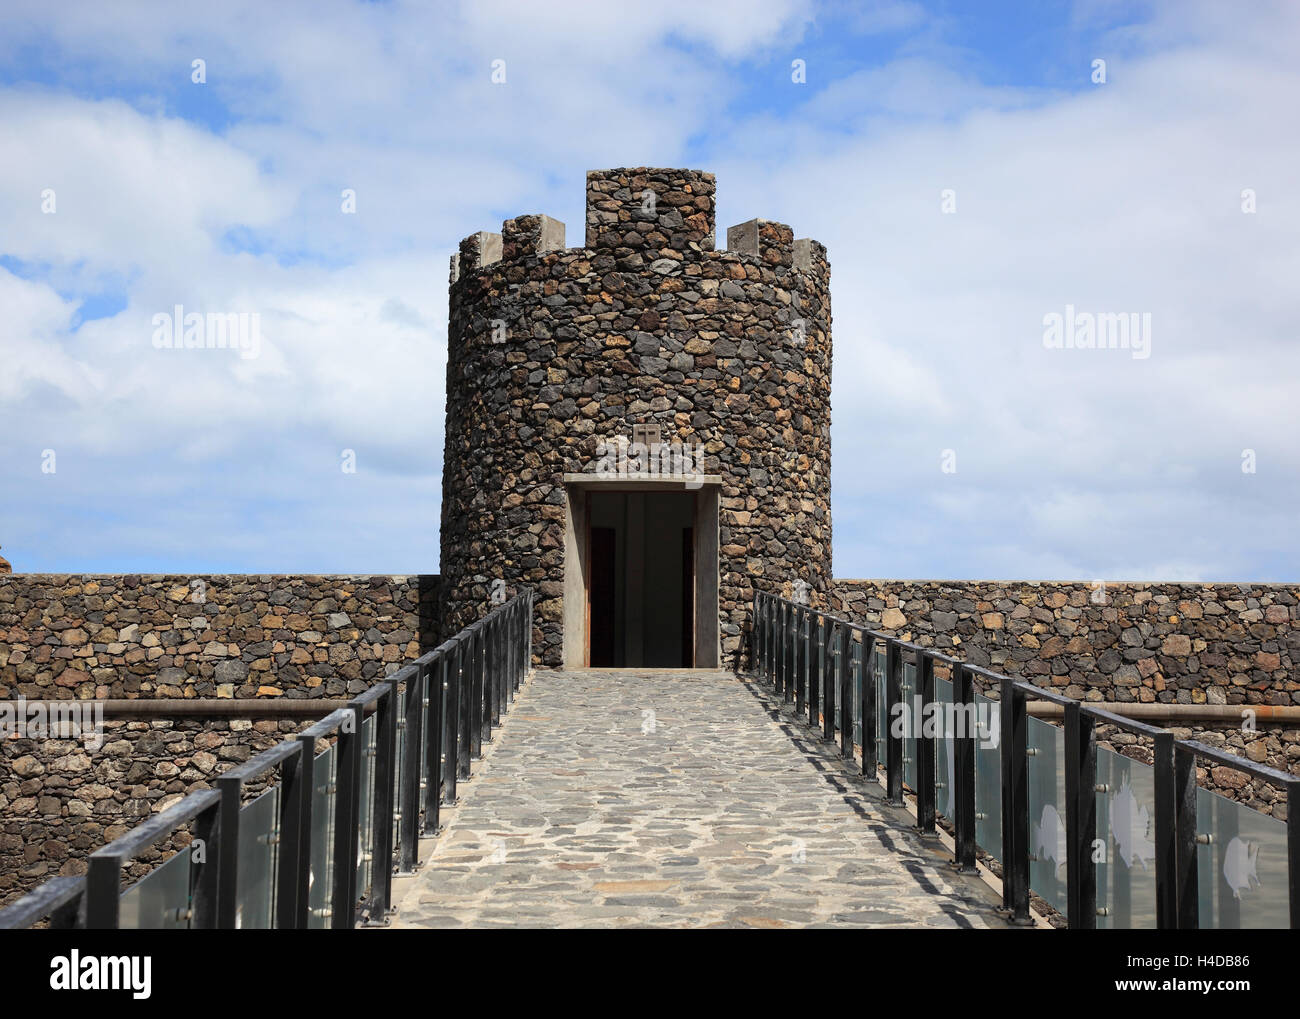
[587,490,696,668]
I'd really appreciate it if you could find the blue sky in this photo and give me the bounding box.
[1,0,1297,581]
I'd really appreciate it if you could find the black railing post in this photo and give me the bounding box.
[511,600,521,693]
[510,601,521,698]
[482,619,495,733]
[952,663,977,873]
[400,666,424,873]
[793,606,805,715]
[915,650,936,836]
[1064,701,1096,928]
[860,634,877,777]
[884,640,903,803]
[457,638,472,780]
[782,601,793,703]
[795,608,806,712]
[490,615,503,727]
[85,852,123,929]
[424,655,446,835]
[823,620,837,742]
[840,631,854,761]
[331,704,362,928]
[469,627,484,758]
[773,599,782,692]
[809,613,822,729]
[999,677,1030,924]
[1153,730,1176,929]
[214,771,243,928]
[497,611,508,712]
[1174,742,1198,930]
[443,644,462,795]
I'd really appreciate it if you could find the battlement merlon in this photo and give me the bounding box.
[793,238,829,276]
[585,168,716,257]
[727,219,828,278]
[451,230,503,285]
[502,214,565,260]
[726,219,794,268]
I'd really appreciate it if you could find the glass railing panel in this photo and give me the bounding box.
[973,692,1002,858]
[874,647,886,765]
[933,676,954,820]
[1027,716,1068,914]
[1095,746,1159,929]
[901,661,917,790]
[119,845,192,929]
[236,784,279,929]
[307,745,336,929]
[1196,786,1289,929]
[849,636,862,746]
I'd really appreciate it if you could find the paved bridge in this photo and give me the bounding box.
[388,668,1005,929]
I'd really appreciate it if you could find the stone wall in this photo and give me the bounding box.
[829,579,1300,813]
[441,167,833,669]
[0,574,438,701]
[0,573,438,909]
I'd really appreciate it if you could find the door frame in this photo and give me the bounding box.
[563,475,720,670]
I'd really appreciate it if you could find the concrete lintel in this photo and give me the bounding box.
[562,473,723,490]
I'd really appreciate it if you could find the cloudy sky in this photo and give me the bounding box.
[1,0,1296,581]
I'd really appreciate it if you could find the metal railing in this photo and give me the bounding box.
[0,587,534,930]
[753,590,1300,929]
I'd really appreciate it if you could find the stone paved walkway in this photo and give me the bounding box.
[390,669,1006,929]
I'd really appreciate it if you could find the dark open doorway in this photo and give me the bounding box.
[587,490,696,668]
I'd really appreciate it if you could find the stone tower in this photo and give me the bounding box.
[441,168,832,669]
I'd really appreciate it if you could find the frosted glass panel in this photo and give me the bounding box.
[974,692,1002,858]
[236,784,279,929]
[933,676,954,820]
[308,745,336,929]
[1196,786,1290,928]
[901,661,917,791]
[120,846,191,929]
[1027,717,1068,914]
[1096,747,1158,929]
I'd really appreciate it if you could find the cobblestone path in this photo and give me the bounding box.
[391,669,1006,929]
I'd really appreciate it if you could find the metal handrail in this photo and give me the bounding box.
[751,590,1300,930]
[0,587,534,930]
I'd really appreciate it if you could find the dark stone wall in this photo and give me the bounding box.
[0,574,437,700]
[442,167,833,668]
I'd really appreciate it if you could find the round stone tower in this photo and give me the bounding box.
[441,168,832,669]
